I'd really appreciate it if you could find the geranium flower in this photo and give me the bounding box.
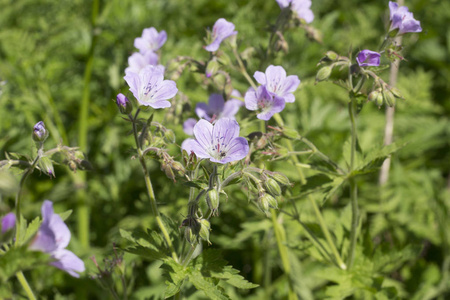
[1,212,15,234]
[183,118,197,136]
[181,118,249,164]
[29,201,85,278]
[134,27,167,53]
[124,65,178,109]
[389,1,422,34]
[253,65,300,103]
[195,93,243,122]
[356,50,381,67]
[276,0,314,24]
[204,18,237,52]
[125,52,164,76]
[245,85,285,121]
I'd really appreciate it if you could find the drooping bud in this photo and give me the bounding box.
[206,189,219,213]
[315,66,333,83]
[205,58,220,78]
[32,121,48,142]
[198,219,211,245]
[116,93,132,115]
[38,156,55,178]
[269,172,291,186]
[264,178,282,197]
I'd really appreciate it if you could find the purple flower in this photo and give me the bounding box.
[389,1,422,34]
[245,85,285,121]
[124,65,178,109]
[134,27,167,53]
[29,201,85,278]
[204,18,237,52]
[33,121,48,142]
[356,50,381,67]
[195,93,243,122]
[276,0,314,24]
[1,212,15,234]
[183,118,197,136]
[125,52,164,76]
[181,118,249,164]
[253,65,300,103]
[116,93,132,114]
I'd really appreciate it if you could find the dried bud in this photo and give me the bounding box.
[32,121,48,142]
[205,58,220,78]
[198,219,211,245]
[264,178,282,197]
[315,66,333,83]
[116,93,132,115]
[206,189,219,213]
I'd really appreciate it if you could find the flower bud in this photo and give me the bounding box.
[198,219,211,245]
[32,121,48,142]
[315,66,333,83]
[259,194,270,212]
[264,178,282,197]
[171,161,185,177]
[325,51,339,61]
[368,89,381,102]
[185,226,198,245]
[205,58,220,78]
[382,90,396,107]
[163,129,176,143]
[116,93,132,115]
[38,156,55,178]
[282,127,299,139]
[269,172,291,186]
[389,87,404,99]
[375,92,384,107]
[206,189,219,213]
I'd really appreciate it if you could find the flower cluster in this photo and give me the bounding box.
[29,201,85,278]
[245,65,300,120]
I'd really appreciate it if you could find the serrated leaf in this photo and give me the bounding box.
[161,258,187,298]
[0,247,50,282]
[22,217,41,244]
[188,270,229,300]
[354,141,407,175]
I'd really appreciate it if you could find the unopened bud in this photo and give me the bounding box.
[171,161,185,176]
[68,161,77,172]
[205,58,220,78]
[206,189,219,213]
[185,226,198,245]
[390,87,404,99]
[315,66,333,83]
[199,219,211,245]
[38,156,55,178]
[32,121,48,142]
[264,178,282,196]
[163,129,176,143]
[368,89,381,102]
[269,172,291,186]
[382,90,396,107]
[375,92,384,107]
[282,127,299,139]
[116,93,132,115]
[325,51,338,61]
[213,73,226,88]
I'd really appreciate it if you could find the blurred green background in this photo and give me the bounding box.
[0,0,449,298]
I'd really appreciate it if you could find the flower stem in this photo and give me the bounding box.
[231,47,257,90]
[346,98,359,269]
[273,113,346,269]
[16,271,36,300]
[130,110,179,262]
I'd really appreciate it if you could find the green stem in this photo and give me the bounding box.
[16,271,36,300]
[76,0,100,249]
[231,47,257,90]
[271,210,297,300]
[131,110,179,262]
[346,99,359,269]
[273,113,346,269]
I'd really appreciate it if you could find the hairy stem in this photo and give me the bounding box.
[16,271,37,300]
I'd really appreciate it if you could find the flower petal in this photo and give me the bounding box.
[181,139,209,158]
[51,249,85,278]
[220,137,249,163]
[253,71,266,85]
[222,99,243,119]
[212,118,240,149]
[244,87,258,111]
[193,119,213,149]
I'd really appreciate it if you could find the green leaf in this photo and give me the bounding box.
[161,258,187,298]
[353,141,407,175]
[120,229,168,261]
[188,270,229,300]
[22,217,41,244]
[0,246,50,282]
[59,209,73,221]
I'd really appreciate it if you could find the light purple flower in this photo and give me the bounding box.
[253,65,300,103]
[181,118,249,164]
[33,121,48,142]
[29,200,85,278]
[204,18,237,52]
[124,65,178,109]
[125,52,164,76]
[134,27,167,53]
[1,212,15,234]
[183,118,197,136]
[195,93,243,122]
[276,0,314,24]
[389,1,422,34]
[245,85,285,121]
[356,50,381,67]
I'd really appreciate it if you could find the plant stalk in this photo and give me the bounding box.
[16,271,37,300]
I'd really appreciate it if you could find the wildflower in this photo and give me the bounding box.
[356,50,381,67]
[124,65,178,109]
[276,0,314,24]
[205,18,237,52]
[389,1,422,34]
[33,121,48,142]
[181,118,249,164]
[29,200,85,278]
[134,27,167,53]
[125,52,164,76]
[253,65,300,103]
[1,212,15,234]
[116,93,133,115]
[195,93,243,122]
[245,85,285,121]
[183,118,197,136]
